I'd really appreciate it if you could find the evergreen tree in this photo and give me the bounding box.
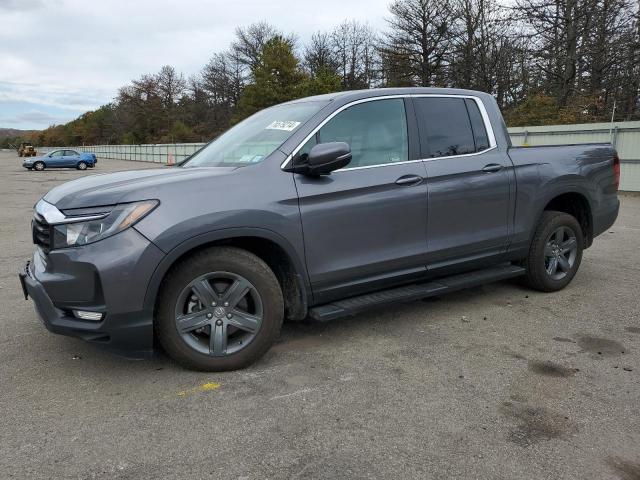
[236,36,308,119]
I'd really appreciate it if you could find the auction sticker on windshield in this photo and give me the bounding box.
[265,121,301,131]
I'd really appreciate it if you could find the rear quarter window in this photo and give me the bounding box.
[465,99,489,152]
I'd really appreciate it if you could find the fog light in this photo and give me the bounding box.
[72,310,103,321]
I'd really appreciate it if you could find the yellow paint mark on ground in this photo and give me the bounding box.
[177,381,221,397]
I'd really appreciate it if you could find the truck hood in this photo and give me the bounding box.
[44,166,239,209]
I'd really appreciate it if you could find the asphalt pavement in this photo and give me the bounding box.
[0,150,638,479]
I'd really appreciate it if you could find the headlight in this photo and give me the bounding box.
[51,200,158,249]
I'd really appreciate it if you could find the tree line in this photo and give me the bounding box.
[7,0,640,148]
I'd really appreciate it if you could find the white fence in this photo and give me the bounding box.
[69,120,640,190]
[509,120,640,191]
[77,143,207,164]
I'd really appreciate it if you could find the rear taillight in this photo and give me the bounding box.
[613,152,620,191]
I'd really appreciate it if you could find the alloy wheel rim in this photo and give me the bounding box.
[174,271,263,357]
[544,226,578,280]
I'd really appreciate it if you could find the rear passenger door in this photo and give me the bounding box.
[413,96,512,270]
[293,98,429,303]
[63,150,80,167]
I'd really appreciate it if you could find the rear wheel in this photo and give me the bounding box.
[156,247,284,371]
[77,161,87,170]
[524,211,583,292]
[33,161,45,171]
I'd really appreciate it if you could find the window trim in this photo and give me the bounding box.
[280,94,497,172]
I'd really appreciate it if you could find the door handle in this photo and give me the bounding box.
[395,175,423,186]
[482,163,503,173]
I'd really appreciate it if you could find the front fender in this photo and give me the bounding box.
[140,226,310,316]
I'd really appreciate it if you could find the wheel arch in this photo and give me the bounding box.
[143,228,310,323]
[537,190,593,248]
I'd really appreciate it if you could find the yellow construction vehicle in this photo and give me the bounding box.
[18,143,36,157]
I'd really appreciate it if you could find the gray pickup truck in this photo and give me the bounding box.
[19,88,620,371]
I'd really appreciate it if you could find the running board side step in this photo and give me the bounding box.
[307,264,525,322]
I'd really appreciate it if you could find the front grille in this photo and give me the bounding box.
[32,212,51,252]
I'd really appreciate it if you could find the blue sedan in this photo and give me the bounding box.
[22,149,97,171]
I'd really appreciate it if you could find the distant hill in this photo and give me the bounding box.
[0,128,36,139]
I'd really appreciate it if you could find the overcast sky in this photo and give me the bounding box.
[0,0,390,130]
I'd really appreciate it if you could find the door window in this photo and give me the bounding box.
[414,97,479,158]
[299,99,408,168]
[49,151,64,157]
[64,150,79,156]
[465,99,489,152]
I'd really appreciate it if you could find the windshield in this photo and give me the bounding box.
[183,101,328,168]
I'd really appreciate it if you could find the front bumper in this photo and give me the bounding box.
[19,228,165,358]
[22,162,33,168]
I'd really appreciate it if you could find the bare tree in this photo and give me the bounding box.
[231,22,280,69]
[331,20,379,89]
[619,0,640,118]
[198,51,245,133]
[156,65,186,108]
[515,0,593,106]
[581,0,638,116]
[117,73,164,142]
[382,0,459,87]
[449,0,530,107]
[304,31,339,77]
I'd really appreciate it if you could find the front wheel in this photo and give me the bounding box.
[33,161,45,171]
[524,211,583,292]
[156,247,284,371]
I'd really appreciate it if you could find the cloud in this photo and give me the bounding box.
[0,99,86,128]
[0,104,74,128]
[0,0,390,129]
[0,80,112,111]
[10,109,62,124]
[0,0,45,11]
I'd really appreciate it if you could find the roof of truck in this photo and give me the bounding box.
[287,87,491,104]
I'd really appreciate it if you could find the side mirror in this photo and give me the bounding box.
[291,142,351,176]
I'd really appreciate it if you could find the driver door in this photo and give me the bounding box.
[293,98,429,303]
[48,150,65,166]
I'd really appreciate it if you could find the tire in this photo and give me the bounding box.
[156,246,284,371]
[77,161,87,170]
[524,211,584,292]
[33,161,45,171]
